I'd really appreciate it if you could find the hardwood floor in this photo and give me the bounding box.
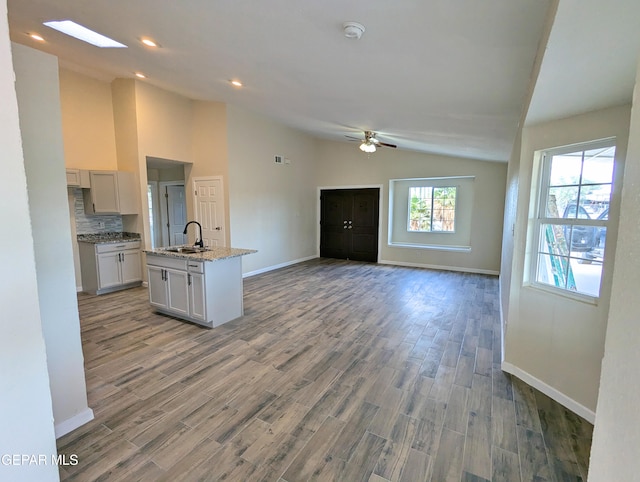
[57,258,592,481]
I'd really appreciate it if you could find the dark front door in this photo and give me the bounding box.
[320,188,379,262]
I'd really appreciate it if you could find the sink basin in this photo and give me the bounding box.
[163,246,210,254]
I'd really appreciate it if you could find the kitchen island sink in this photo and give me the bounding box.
[162,245,210,254]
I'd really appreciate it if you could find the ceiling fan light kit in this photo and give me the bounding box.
[343,22,365,39]
[348,130,397,154]
[359,141,376,153]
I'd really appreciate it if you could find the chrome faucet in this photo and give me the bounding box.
[183,221,204,248]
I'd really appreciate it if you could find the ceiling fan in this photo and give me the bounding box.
[346,131,397,153]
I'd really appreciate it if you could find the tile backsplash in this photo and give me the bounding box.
[72,188,123,234]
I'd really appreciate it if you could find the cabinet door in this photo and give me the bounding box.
[90,171,120,213]
[166,269,189,316]
[188,272,206,322]
[97,252,122,289]
[147,266,168,309]
[121,249,142,284]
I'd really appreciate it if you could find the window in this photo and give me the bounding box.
[531,140,616,298]
[408,186,457,232]
[388,177,474,251]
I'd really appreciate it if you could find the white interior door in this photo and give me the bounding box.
[160,182,187,246]
[193,177,226,247]
[167,185,187,245]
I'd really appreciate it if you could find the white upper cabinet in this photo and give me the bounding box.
[83,170,138,215]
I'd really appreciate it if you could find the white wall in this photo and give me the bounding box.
[588,58,640,482]
[227,105,319,273]
[503,105,631,420]
[316,140,507,274]
[0,6,59,481]
[12,43,93,437]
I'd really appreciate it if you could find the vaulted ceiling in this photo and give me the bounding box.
[7,1,640,162]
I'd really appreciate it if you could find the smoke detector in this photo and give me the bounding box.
[343,22,365,39]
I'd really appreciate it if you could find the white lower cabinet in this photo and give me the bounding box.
[146,254,243,328]
[79,240,142,295]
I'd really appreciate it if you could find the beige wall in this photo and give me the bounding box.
[502,105,631,419]
[316,140,507,274]
[191,101,230,245]
[589,59,640,482]
[227,105,319,273]
[59,68,118,170]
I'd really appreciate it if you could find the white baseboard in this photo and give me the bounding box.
[54,408,94,439]
[501,361,596,424]
[379,259,499,276]
[243,255,318,278]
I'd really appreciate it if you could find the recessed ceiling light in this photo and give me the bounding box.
[30,33,45,42]
[230,80,243,87]
[135,72,146,79]
[43,20,127,48]
[141,38,158,48]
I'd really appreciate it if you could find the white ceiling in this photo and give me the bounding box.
[7,1,640,162]
[526,0,640,126]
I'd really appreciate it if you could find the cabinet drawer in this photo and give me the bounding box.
[96,241,141,253]
[187,261,204,273]
[146,254,188,271]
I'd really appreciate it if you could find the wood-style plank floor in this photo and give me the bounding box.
[57,258,593,481]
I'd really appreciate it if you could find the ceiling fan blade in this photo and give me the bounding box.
[345,135,363,141]
[379,142,397,148]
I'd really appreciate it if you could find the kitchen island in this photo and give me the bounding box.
[144,246,256,328]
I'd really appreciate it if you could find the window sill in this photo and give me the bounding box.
[388,242,471,253]
[523,282,599,305]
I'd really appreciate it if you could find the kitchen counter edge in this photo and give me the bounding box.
[144,247,257,262]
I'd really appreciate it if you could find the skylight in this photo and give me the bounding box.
[43,20,127,48]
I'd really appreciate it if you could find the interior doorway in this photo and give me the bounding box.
[320,188,380,262]
[146,156,189,248]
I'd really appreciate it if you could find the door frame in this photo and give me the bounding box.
[317,184,384,262]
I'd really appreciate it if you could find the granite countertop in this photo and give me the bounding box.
[144,246,257,262]
[77,232,141,244]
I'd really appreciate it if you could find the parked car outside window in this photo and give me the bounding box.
[562,204,596,252]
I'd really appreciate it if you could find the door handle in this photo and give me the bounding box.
[187,273,192,286]
[215,226,222,231]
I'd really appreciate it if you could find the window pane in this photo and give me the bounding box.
[408,187,432,232]
[582,149,615,185]
[540,224,570,257]
[569,257,603,297]
[549,153,582,186]
[578,184,611,216]
[433,187,456,232]
[536,253,570,289]
[547,187,579,218]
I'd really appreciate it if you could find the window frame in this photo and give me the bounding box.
[529,139,616,301]
[407,185,457,233]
